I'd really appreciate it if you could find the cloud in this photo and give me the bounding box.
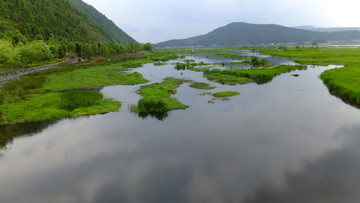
[83,0,360,43]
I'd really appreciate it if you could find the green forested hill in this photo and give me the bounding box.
[0,0,134,43]
[156,22,360,47]
[68,0,135,43]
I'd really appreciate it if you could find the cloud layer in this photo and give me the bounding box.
[83,0,360,43]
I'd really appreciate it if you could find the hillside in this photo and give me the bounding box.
[0,0,135,43]
[294,25,360,32]
[156,22,360,47]
[68,0,136,43]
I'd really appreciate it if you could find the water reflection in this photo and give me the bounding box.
[0,121,53,149]
[137,111,169,121]
[242,126,360,203]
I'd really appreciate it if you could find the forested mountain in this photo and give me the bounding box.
[0,0,134,43]
[156,22,360,47]
[68,0,135,43]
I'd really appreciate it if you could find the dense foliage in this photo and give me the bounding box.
[0,0,134,43]
[0,0,152,68]
[68,0,135,44]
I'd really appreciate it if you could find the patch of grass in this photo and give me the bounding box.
[190,82,216,90]
[131,78,188,119]
[0,75,47,104]
[0,91,120,125]
[60,90,103,111]
[138,78,185,99]
[212,91,240,98]
[199,65,307,85]
[0,67,19,73]
[321,66,360,106]
[35,63,148,92]
[136,97,167,113]
[205,73,254,85]
[253,46,360,107]
[0,53,151,124]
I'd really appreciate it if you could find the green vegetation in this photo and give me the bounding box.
[204,73,254,85]
[175,61,207,70]
[198,65,307,85]
[248,56,271,67]
[212,91,240,98]
[131,78,188,119]
[190,82,215,90]
[60,90,103,111]
[320,66,360,106]
[0,53,157,125]
[68,0,136,44]
[0,0,134,43]
[254,46,360,107]
[0,91,120,124]
[35,63,148,92]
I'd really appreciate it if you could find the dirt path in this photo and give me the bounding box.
[0,58,79,88]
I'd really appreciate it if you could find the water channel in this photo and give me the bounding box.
[0,52,360,203]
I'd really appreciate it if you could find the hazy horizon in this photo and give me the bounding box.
[82,0,360,43]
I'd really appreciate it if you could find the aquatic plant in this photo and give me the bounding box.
[212,91,240,98]
[136,97,167,113]
[190,82,216,90]
[201,65,307,85]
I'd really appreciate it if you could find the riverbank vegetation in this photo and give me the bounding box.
[130,78,188,119]
[198,65,307,85]
[190,82,215,90]
[0,91,120,124]
[252,46,360,107]
[0,52,163,125]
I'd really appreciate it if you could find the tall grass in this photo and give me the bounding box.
[136,97,167,113]
[0,75,47,104]
[321,66,360,106]
[60,90,103,111]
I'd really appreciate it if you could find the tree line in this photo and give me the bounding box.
[0,38,154,67]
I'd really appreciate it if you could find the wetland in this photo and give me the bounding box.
[1,47,360,202]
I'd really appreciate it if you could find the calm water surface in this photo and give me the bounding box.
[1,55,360,203]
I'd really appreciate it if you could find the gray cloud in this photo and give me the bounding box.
[76,0,360,43]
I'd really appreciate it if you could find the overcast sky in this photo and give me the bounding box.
[82,0,360,43]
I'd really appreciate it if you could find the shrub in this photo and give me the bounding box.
[60,90,103,111]
[137,97,167,113]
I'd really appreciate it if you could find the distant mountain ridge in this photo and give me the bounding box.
[0,0,135,43]
[294,25,360,32]
[157,22,360,47]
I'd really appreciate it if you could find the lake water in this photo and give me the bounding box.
[1,54,360,203]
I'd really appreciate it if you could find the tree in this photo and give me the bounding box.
[0,39,19,65]
[144,42,154,52]
[16,40,54,64]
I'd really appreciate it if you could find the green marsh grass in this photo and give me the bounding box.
[131,78,188,119]
[212,91,240,98]
[60,90,103,111]
[190,82,216,90]
[253,46,360,107]
[199,65,307,85]
[0,91,120,125]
